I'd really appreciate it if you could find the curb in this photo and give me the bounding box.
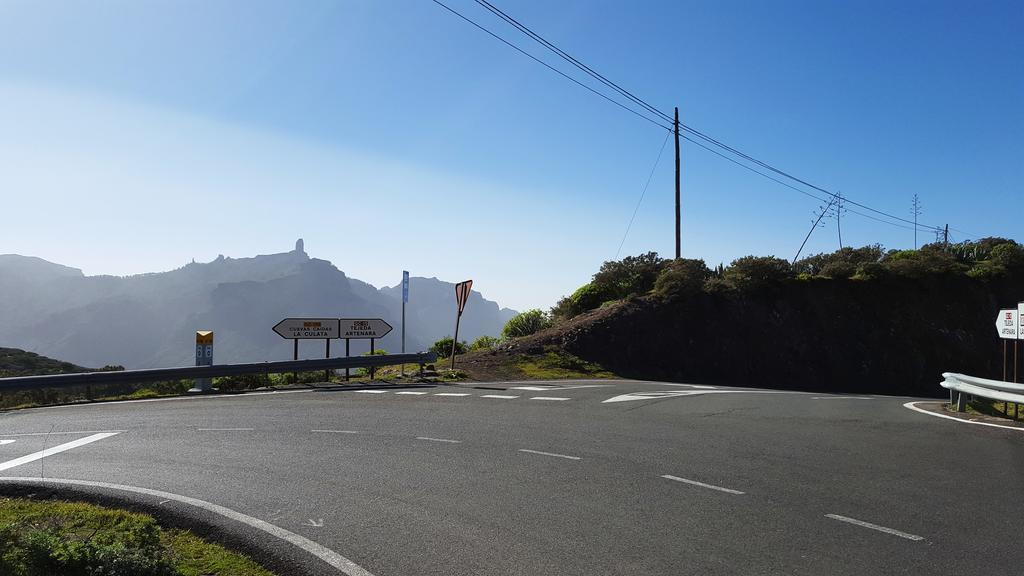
[0,478,359,576]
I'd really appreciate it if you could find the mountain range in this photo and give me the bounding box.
[0,240,516,369]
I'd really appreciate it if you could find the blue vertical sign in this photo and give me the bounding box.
[402,271,410,303]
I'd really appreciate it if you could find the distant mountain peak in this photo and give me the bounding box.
[295,238,305,255]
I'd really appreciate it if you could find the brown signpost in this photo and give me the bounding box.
[451,280,473,370]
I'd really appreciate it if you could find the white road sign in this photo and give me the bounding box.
[1019,303,1024,339]
[996,309,1018,340]
[339,318,393,339]
[273,318,340,339]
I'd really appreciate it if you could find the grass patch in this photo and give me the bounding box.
[516,347,614,380]
[965,399,1024,421]
[0,498,273,576]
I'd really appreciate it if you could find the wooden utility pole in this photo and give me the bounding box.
[674,107,681,259]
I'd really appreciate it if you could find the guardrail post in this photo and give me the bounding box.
[955,391,966,412]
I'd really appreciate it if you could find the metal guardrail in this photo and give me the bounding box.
[940,372,1024,411]
[0,352,438,392]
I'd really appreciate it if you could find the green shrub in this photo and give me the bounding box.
[653,258,710,297]
[469,335,500,351]
[502,309,552,339]
[430,337,467,359]
[820,261,856,279]
[721,256,793,289]
[794,245,883,276]
[592,251,666,299]
[881,249,965,278]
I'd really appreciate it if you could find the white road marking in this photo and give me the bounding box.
[812,396,874,400]
[825,514,924,541]
[604,391,699,403]
[518,449,580,460]
[481,394,519,399]
[434,393,471,397]
[0,440,15,445]
[0,477,376,576]
[903,401,1024,432]
[0,430,126,437]
[196,428,254,431]
[416,436,462,444]
[355,390,388,394]
[604,390,810,403]
[304,518,325,527]
[0,432,120,472]
[511,386,559,391]
[530,397,570,401]
[395,391,428,395]
[311,430,359,434]
[660,474,745,495]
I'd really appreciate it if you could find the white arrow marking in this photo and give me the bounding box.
[304,518,324,528]
[603,391,701,403]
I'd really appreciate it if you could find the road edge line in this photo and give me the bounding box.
[903,401,1024,432]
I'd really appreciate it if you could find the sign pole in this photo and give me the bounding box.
[325,338,331,382]
[401,270,409,378]
[451,312,462,371]
[370,338,376,380]
[345,338,350,381]
[1004,340,1008,382]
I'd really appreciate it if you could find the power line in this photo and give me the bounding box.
[431,0,976,241]
[430,0,671,131]
[616,131,672,259]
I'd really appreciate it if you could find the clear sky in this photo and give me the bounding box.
[1,0,1020,311]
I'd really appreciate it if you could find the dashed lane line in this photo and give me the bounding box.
[481,395,519,399]
[355,390,388,394]
[415,437,462,444]
[394,391,428,395]
[434,393,471,397]
[311,430,360,434]
[518,449,580,460]
[530,397,571,401]
[0,432,121,472]
[196,428,255,432]
[660,474,745,495]
[0,440,14,446]
[0,430,126,437]
[825,514,924,541]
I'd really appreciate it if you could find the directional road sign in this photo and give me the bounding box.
[1019,303,1024,339]
[996,309,1018,340]
[273,318,340,339]
[339,318,393,339]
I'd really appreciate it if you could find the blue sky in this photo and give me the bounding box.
[0,0,1020,311]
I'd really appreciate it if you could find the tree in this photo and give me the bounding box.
[502,310,552,339]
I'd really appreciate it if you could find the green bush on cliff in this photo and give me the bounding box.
[720,256,793,289]
[502,309,552,339]
[654,259,710,297]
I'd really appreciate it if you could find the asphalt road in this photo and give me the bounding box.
[1,379,1022,575]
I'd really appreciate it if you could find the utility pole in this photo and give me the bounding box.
[674,106,681,259]
[835,191,844,250]
[944,224,949,246]
[911,194,922,249]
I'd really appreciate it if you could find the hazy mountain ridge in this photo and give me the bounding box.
[0,241,515,368]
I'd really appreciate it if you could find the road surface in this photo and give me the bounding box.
[1,379,1021,575]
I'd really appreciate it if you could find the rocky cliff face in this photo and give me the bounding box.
[544,274,1019,397]
[0,242,515,368]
